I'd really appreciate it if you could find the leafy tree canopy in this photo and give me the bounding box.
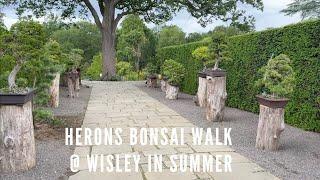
[158,25,185,48]
[281,0,320,20]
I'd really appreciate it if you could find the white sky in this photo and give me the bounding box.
[1,0,300,34]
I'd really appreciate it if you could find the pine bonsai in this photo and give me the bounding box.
[192,46,211,69]
[209,31,230,70]
[255,54,295,99]
[162,59,186,86]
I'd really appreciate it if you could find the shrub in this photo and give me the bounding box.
[33,108,54,123]
[116,61,133,77]
[255,54,295,98]
[162,59,186,86]
[85,53,102,80]
[144,63,158,76]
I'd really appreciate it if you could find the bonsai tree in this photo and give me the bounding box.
[192,46,212,70]
[255,54,295,99]
[162,59,186,87]
[0,20,45,91]
[145,63,158,77]
[209,31,230,70]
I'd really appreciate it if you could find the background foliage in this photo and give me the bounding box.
[157,20,320,132]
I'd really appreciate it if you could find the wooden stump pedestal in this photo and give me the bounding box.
[160,80,167,92]
[206,76,227,121]
[0,101,36,173]
[147,77,157,88]
[196,77,207,107]
[49,73,60,108]
[255,96,288,151]
[165,84,179,100]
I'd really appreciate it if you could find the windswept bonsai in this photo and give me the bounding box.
[162,59,186,99]
[209,31,230,71]
[0,20,45,93]
[255,54,295,99]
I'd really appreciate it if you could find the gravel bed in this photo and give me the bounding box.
[0,85,92,180]
[137,82,320,180]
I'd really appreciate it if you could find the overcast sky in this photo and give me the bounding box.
[1,0,300,34]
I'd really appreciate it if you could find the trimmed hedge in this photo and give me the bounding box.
[157,40,209,94]
[157,20,320,132]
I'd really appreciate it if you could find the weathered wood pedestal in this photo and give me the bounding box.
[0,91,36,173]
[49,73,60,108]
[195,71,208,107]
[160,79,167,92]
[165,84,179,100]
[206,70,227,121]
[146,75,157,88]
[256,95,288,151]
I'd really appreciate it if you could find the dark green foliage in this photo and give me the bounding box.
[162,59,186,86]
[158,25,186,48]
[157,20,320,132]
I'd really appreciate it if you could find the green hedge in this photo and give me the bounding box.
[157,20,320,132]
[157,40,209,94]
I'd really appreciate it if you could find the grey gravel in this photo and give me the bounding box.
[137,81,320,180]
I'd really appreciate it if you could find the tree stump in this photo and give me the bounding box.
[206,76,227,121]
[165,84,179,100]
[160,80,167,92]
[196,77,207,107]
[67,69,80,98]
[0,101,36,173]
[147,77,157,88]
[256,105,286,151]
[49,73,60,108]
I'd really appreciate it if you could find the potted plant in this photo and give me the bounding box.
[145,63,158,88]
[205,31,229,121]
[162,59,186,100]
[0,21,45,173]
[192,46,211,107]
[255,54,295,151]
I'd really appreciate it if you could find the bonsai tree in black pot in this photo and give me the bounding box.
[255,54,295,151]
[162,59,186,100]
[0,21,45,173]
[192,46,211,107]
[145,63,158,88]
[205,31,229,121]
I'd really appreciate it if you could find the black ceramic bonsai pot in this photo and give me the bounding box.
[256,95,289,108]
[0,89,35,106]
[198,69,210,78]
[206,69,227,77]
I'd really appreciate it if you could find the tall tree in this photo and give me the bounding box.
[281,0,320,19]
[0,0,263,80]
[158,25,186,48]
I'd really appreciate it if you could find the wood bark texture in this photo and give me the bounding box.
[0,101,36,173]
[165,84,179,100]
[256,105,285,151]
[196,77,207,107]
[146,78,157,88]
[160,80,167,92]
[49,73,60,108]
[206,76,227,121]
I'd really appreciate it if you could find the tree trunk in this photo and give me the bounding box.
[101,28,116,80]
[256,105,285,151]
[206,76,227,121]
[196,77,207,107]
[165,84,179,100]
[0,101,36,173]
[49,73,60,108]
[67,77,75,98]
[8,64,21,90]
[160,80,167,92]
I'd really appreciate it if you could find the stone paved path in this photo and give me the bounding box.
[69,81,279,180]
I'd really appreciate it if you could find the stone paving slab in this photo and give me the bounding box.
[69,81,279,180]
